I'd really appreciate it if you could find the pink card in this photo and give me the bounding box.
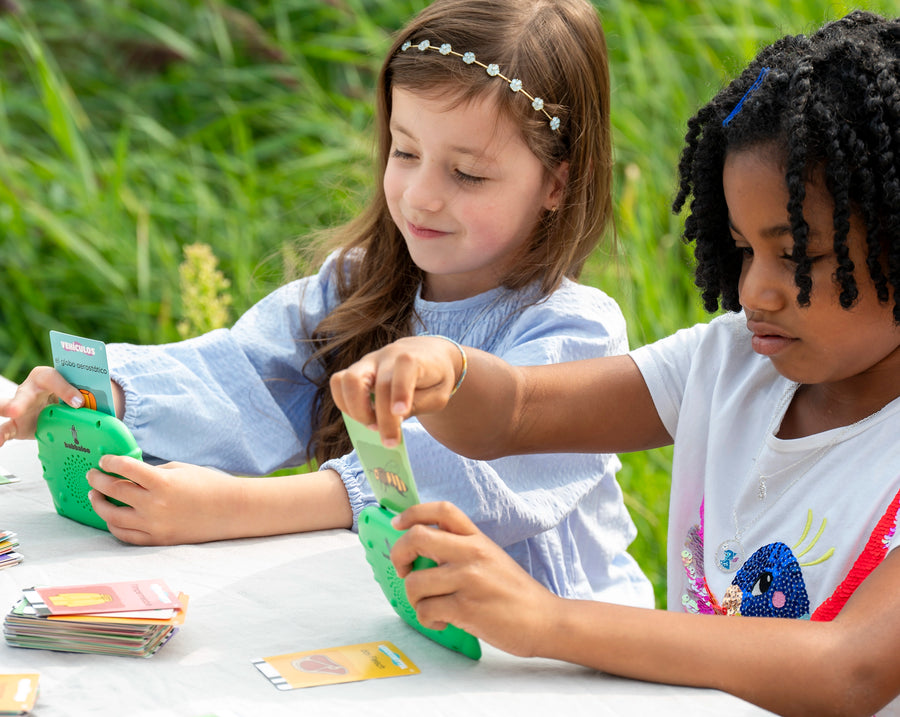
[24,579,180,616]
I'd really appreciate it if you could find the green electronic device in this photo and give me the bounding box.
[343,413,481,660]
[35,403,142,531]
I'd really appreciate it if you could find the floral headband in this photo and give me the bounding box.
[399,39,561,131]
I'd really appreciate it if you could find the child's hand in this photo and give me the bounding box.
[330,336,464,447]
[0,366,84,446]
[391,501,560,658]
[87,456,243,545]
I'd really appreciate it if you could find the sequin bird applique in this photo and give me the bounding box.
[682,508,834,618]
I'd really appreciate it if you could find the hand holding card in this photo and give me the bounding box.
[343,413,481,660]
[49,331,116,417]
[36,331,143,531]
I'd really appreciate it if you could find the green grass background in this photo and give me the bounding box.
[1,0,894,606]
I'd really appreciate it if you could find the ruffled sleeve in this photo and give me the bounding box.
[107,252,343,474]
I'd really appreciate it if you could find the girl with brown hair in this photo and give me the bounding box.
[1,0,652,607]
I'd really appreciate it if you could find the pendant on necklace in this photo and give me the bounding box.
[758,477,767,501]
[715,539,744,573]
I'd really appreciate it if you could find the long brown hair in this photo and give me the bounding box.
[304,0,614,463]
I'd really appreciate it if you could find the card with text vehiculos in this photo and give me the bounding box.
[49,330,115,416]
[252,641,420,690]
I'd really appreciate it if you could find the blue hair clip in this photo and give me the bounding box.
[722,67,770,127]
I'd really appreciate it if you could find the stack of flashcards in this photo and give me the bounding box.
[0,532,22,571]
[0,674,39,716]
[3,578,187,658]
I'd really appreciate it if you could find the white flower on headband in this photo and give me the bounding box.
[399,39,560,131]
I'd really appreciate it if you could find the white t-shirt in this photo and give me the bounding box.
[631,311,900,620]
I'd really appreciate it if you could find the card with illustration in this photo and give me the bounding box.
[252,641,419,690]
[0,673,39,715]
[49,330,115,416]
[342,413,419,514]
[23,578,180,616]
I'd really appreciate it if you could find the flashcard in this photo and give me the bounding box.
[49,330,115,416]
[0,467,17,485]
[0,531,21,571]
[342,413,420,514]
[0,673,39,715]
[23,578,180,616]
[252,641,419,690]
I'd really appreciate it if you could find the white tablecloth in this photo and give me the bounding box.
[0,377,773,716]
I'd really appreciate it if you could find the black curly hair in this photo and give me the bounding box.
[673,10,900,322]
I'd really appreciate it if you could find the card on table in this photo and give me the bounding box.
[49,330,115,416]
[22,578,180,616]
[0,531,22,571]
[252,640,419,690]
[0,674,39,716]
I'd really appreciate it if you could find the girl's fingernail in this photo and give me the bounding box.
[392,402,407,415]
[69,394,84,408]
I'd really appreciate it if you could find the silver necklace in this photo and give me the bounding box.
[715,382,857,574]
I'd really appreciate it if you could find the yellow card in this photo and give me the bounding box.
[0,673,39,715]
[252,641,419,690]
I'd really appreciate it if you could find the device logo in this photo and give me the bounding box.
[64,425,91,454]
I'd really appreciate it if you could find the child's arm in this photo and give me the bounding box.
[393,501,900,717]
[87,456,352,545]
[330,336,671,456]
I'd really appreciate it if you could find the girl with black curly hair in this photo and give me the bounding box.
[333,11,900,716]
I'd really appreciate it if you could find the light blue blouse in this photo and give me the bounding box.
[108,252,653,606]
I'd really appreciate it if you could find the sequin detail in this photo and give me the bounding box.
[681,499,724,615]
[731,542,811,618]
[812,484,900,621]
[683,484,900,624]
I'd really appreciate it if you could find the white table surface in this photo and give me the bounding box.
[0,376,774,717]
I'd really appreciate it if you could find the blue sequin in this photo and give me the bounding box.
[731,542,810,618]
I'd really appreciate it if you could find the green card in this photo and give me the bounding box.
[342,413,419,514]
